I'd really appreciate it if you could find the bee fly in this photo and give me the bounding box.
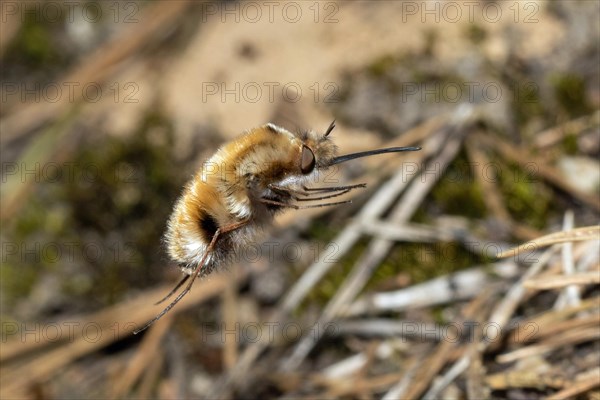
[134,121,420,333]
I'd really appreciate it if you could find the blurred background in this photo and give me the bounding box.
[1,1,599,399]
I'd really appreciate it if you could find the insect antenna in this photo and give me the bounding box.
[134,220,247,334]
[324,120,336,136]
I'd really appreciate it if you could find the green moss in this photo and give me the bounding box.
[562,133,579,155]
[366,54,400,78]
[14,19,55,66]
[551,73,592,117]
[497,160,552,230]
[0,263,39,311]
[512,77,544,127]
[423,28,438,57]
[429,152,487,219]
[378,242,483,287]
[4,9,66,73]
[302,220,339,243]
[12,197,50,237]
[465,24,487,44]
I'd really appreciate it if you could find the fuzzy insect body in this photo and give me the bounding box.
[165,123,337,275]
[135,121,420,333]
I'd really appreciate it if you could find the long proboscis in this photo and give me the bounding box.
[330,146,421,165]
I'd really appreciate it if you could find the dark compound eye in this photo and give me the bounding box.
[300,145,316,174]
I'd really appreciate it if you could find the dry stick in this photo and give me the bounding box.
[422,354,472,400]
[419,291,494,400]
[334,319,449,340]
[0,284,179,363]
[496,326,600,364]
[312,371,407,399]
[505,246,597,311]
[357,220,455,242]
[344,261,518,317]
[320,341,396,379]
[559,210,580,307]
[575,241,600,274]
[402,288,492,399]
[137,349,165,399]
[486,245,558,338]
[222,273,239,370]
[526,314,600,343]
[546,367,600,400]
[358,218,510,248]
[360,216,518,263]
[280,108,473,372]
[485,370,567,390]
[0,272,244,397]
[354,341,381,399]
[508,296,600,345]
[496,225,600,259]
[381,357,423,400]
[524,271,600,289]
[110,312,174,399]
[465,324,489,400]
[164,332,187,399]
[207,120,440,398]
[534,110,600,149]
[0,11,21,55]
[421,246,559,398]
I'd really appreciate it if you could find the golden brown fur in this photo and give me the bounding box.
[165,123,337,274]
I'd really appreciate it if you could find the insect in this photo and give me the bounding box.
[134,121,420,333]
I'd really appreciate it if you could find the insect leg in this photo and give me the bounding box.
[295,189,351,201]
[301,183,367,193]
[134,220,248,334]
[154,274,191,305]
[268,184,342,201]
[267,184,302,200]
[268,183,365,200]
[260,198,353,209]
